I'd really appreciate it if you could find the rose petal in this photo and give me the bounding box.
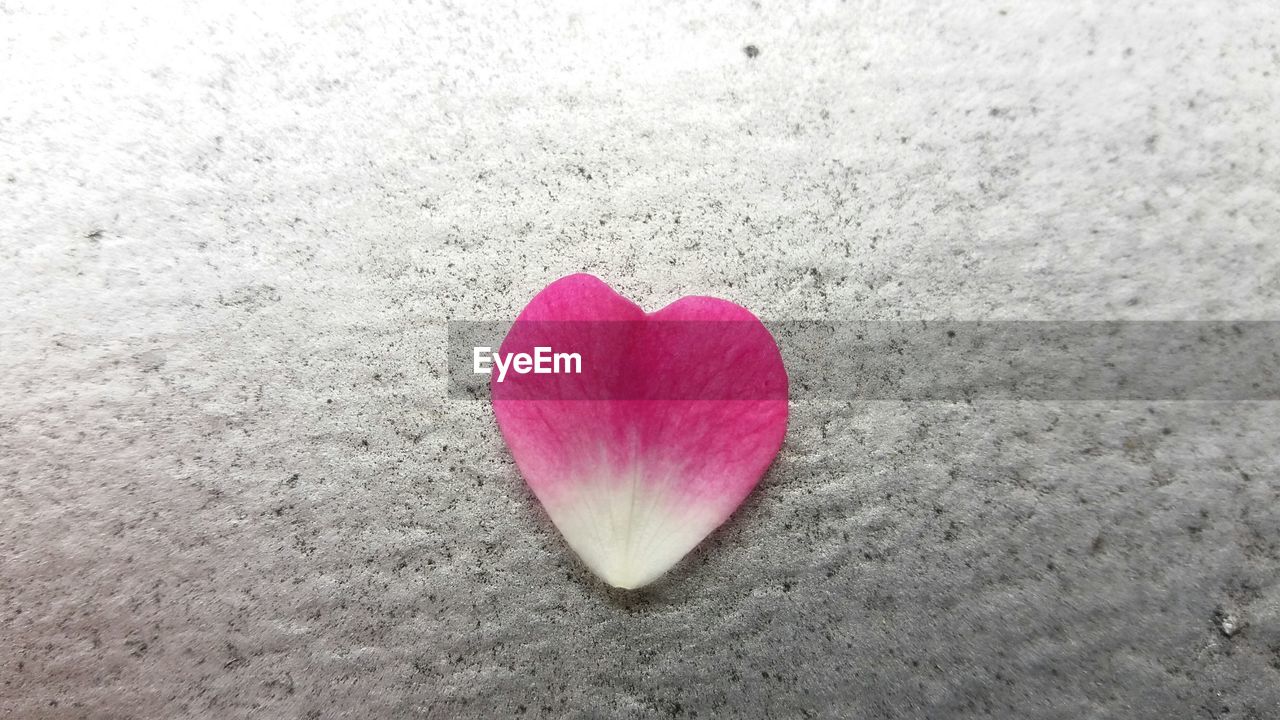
[492,274,788,588]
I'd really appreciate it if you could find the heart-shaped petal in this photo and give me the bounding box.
[492,274,788,588]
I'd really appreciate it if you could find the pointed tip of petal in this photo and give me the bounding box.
[541,467,726,590]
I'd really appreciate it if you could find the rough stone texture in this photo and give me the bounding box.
[2,1,1279,718]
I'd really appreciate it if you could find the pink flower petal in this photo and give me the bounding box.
[492,274,788,588]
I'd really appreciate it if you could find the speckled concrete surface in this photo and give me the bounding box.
[3,1,1279,718]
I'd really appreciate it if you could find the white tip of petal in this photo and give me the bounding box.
[543,471,723,589]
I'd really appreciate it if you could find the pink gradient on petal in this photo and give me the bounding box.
[491,274,788,586]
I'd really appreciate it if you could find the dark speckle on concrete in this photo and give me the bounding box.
[743,44,760,59]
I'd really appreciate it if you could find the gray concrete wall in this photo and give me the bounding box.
[2,1,1278,717]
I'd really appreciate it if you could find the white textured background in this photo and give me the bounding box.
[2,1,1279,718]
